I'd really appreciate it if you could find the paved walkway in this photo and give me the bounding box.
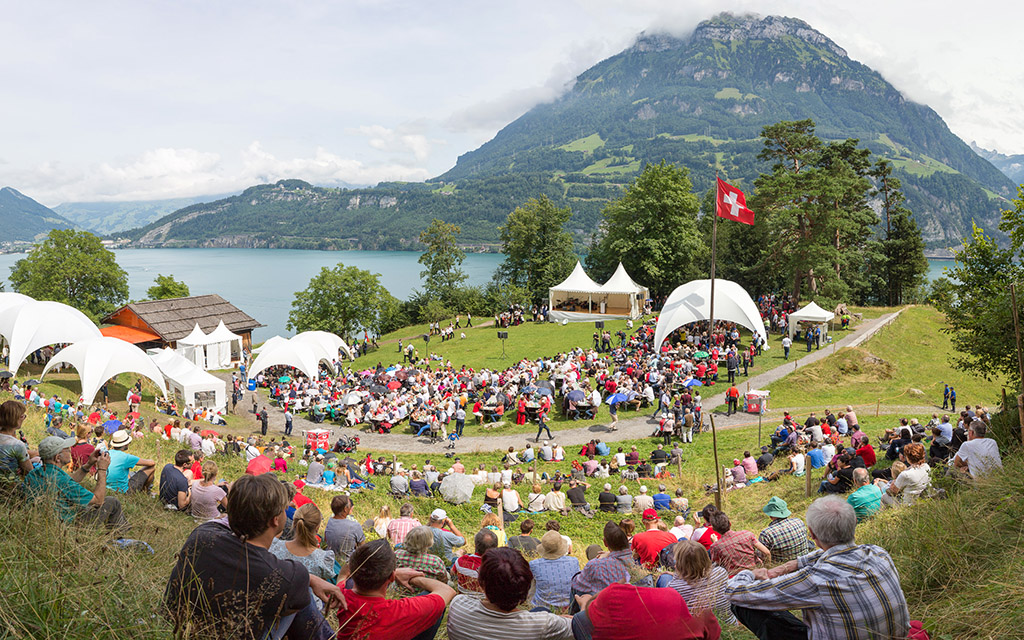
[222,310,906,453]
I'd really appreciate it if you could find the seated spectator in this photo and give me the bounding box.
[818,453,854,494]
[453,528,498,593]
[597,483,616,512]
[391,469,410,495]
[615,485,633,513]
[447,547,573,640]
[527,483,547,511]
[630,509,677,569]
[855,437,876,467]
[632,485,654,512]
[324,494,365,564]
[545,520,574,555]
[409,471,430,497]
[24,436,126,531]
[727,496,910,640]
[670,488,689,513]
[707,512,770,576]
[570,521,633,611]
[501,482,522,512]
[787,446,806,477]
[571,582,721,640]
[882,443,931,506]
[806,443,826,469]
[106,430,157,494]
[954,419,1003,477]
[755,446,774,471]
[337,539,456,640]
[668,539,737,627]
[726,459,747,490]
[544,482,569,515]
[691,505,721,550]
[652,484,672,510]
[530,531,580,610]
[189,459,228,522]
[158,450,193,511]
[507,518,540,555]
[480,512,506,547]
[741,451,758,478]
[757,497,812,564]
[669,515,693,540]
[386,503,421,546]
[164,473,343,639]
[847,468,883,522]
[270,503,337,611]
[428,509,466,564]
[396,525,451,588]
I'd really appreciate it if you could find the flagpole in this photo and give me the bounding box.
[710,172,722,509]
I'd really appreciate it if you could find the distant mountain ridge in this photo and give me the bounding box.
[0,187,76,243]
[970,142,1024,185]
[114,13,1019,249]
[54,193,238,235]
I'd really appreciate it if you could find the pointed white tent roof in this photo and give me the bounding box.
[599,262,648,294]
[788,301,835,323]
[653,279,768,350]
[177,323,214,346]
[207,320,242,343]
[41,337,167,404]
[4,300,102,373]
[149,347,226,408]
[550,261,602,294]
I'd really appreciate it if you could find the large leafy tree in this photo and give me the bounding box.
[418,218,467,306]
[9,229,128,320]
[749,120,881,304]
[870,160,928,305]
[146,274,190,300]
[287,263,400,341]
[587,161,707,298]
[495,196,578,305]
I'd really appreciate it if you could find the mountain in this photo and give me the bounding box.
[119,13,1016,250]
[54,193,237,235]
[0,187,77,243]
[970,142,1024,185]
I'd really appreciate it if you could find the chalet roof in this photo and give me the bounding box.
[104,295,263,342]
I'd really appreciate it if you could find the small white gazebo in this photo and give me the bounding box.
[787,302,836,341]
[547,261,604,322]
[598,263,649,320]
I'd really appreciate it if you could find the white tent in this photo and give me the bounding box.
[176,321,243,370]
[548,261,606,322]
[176,324,210,368]
[787,301,836,340]
[597,262,650,320]
[653,279,768,350]
[248,337,324,381]
[0,292,34,350]
[292,330,354,362]
[149,347,226,410]
[3,300,102,374]
[253,335,288,354]
[41,337,166,404]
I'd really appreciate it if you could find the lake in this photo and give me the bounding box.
[0,249,954,341]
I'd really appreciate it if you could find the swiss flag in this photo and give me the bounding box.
[716,177,755,226]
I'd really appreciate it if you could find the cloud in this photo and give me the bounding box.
[2,143,431,206]
[350,124,437,161]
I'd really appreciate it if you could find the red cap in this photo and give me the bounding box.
[642,508,658,520]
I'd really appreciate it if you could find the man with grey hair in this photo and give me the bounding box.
[953,419,1002,477]
[847,467,883,522]
[726,496,909,640]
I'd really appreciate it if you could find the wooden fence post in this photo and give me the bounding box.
[805,455,813,497]
[875,399,880,417]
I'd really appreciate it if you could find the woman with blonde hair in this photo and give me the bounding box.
[269,503,337,609]
[189,459,227,522]
[373,504,392,538]
[394,525,448,592]
[668,539,737,626]
[480,512,506,547]
[527,483,546,512]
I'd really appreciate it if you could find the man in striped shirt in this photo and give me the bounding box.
[452,529,497,594]
[386,503,421,545]
[726,496,909,640]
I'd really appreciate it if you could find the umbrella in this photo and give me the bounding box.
[387,380,401,390]
[344,392,362,406]
[605,393,629,405]
[693,351,709,359]
[102,419,122,434]
[536,387,553,397]
[88,412,102,425]
[127,411,141,419]
[685,379,704,387]
[566,389,586,402]
[278,376,292,383]
[395,370,409,381]
[536,380,555,393]
[201,429,220,437]
[0,371,13,379]
[368,384,387,395]
[24,379,41,386]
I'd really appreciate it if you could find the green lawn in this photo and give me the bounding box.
[558,133,605,153]
[765,305,1006,410]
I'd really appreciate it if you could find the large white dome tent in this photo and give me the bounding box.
[41,337,167,404]
[653,279,768,351]
[2,300,102,374]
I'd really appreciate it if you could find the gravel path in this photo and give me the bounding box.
[221,310,907,453]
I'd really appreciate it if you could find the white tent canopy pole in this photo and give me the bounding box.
[41,337,167,404]
[653,279,768,350]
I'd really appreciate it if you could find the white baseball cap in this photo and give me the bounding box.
[430,508,447,521]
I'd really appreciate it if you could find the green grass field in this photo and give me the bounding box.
[558,133,605,153]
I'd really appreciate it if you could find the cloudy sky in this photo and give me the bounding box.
[2,0,1021,206]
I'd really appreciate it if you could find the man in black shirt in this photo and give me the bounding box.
[756,446,775,471]
[158,449,192,511]
[597,483,617,512]
[164,473,344,639]
[567,479,593,515]
[507,518,540,554]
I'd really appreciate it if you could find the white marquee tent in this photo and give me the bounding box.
[149,347,226,410]
[292,330,355,362]
[1,300,102,374]
[597,263,650,320]
[0,292,34,348]
[176,321,243,370]
[248,336,328,382]
[549,261,624,322]
[653,279,769,350]
[787,301,835,340]
[41,337,167,404]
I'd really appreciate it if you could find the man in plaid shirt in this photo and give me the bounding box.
[385,503,421,545]
[569,522,634,612]
[757,497,814,564]
[727,496,910,640]
[708,512,772,576]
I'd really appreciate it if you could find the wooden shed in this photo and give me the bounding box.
[101,295,263,351]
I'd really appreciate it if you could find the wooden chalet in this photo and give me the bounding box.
[100,294,263,350]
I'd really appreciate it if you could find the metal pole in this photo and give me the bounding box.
[1010,284,1024,442]
[710,175,722,509]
